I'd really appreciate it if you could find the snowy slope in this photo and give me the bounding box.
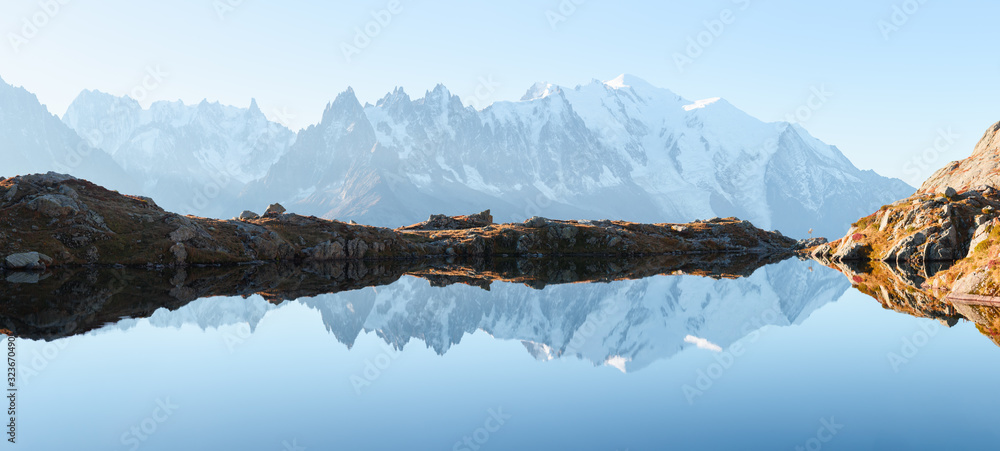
[46,73,913,237]
[63,90,296,218]
[247,74,912,238]
[0,77,136,193]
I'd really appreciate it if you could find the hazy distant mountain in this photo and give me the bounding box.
[245,75,912,238]
[0,77,136,193]
[62,91,295,218]
[100,259,849,372]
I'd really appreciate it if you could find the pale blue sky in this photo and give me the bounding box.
[2,0,997,184]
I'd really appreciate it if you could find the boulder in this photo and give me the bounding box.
[832,239,870,261]
[923,225,958,261]
[4,252,52,270]
[524,216,550,228]
[169,226,197,242]
[967,221,994,258]
[795,237,828,250]
[882,232,926,262]
[2,184,17,203]
[26,194,81,217]
[264,203,286,216]
[136,196,159,209]
[952,270,987,295]
[940,186,958,198]
[169,243,187,264]
[239,210,260,220]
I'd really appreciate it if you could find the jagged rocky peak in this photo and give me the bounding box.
[248,97,262,115]
[920,121,1000,195]
[376,86,411,108]
[321,87,367,123]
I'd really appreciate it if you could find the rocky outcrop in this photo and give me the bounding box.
[807,120,1000,348]
[0,174,802,270]
[920,121,1000,194]
[814,122,1000,268]
[400,210,494,231]
[812,188,1000,264]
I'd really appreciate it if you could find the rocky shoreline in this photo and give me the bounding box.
[804,121,1000,346]
[0,173,812,273]
[810,121,1000,298]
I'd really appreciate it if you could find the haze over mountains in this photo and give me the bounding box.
[2,74,913,238]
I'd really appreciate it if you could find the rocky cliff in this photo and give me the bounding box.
[809,121,1000,346]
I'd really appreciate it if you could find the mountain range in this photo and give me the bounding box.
[1,74,913,238]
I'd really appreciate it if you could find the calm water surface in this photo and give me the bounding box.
[12,259,1000,450]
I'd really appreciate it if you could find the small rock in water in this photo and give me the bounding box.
[4,252,52,270]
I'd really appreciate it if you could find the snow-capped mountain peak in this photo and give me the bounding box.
[244,75,912,238]
[521,82,560,101]
[603,73,644,89]
[61,89,296,217]
[683,97,722,111]
[32,73,913,238]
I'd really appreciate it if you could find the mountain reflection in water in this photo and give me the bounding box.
[1,254,851,371]
[9,256,1000,450]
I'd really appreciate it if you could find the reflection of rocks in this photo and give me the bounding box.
[810,120,1000,348]
[0,253,795,341]
[950,300,1000,347]
[831,260,960,323]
